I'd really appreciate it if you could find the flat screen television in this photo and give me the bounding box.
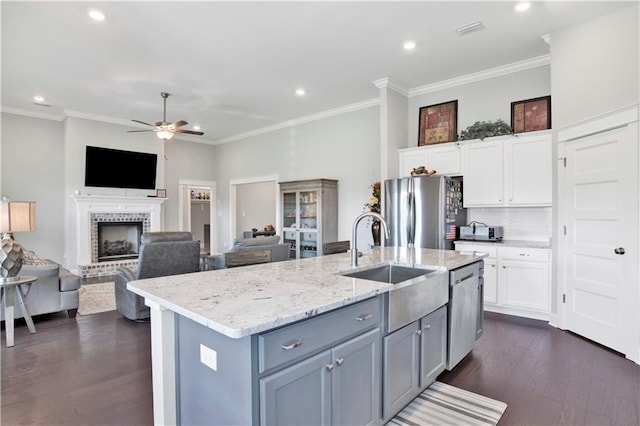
[84,146,158,190]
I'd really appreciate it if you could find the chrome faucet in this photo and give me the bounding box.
[351,212,389,267]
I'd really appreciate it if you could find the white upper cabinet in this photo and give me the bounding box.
[463,132,552,208]
[398,143,463,177]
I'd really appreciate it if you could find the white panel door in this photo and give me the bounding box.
[427,144,463,176]
[561,125,638,356]
[398,149,428,177]
[506,135,552,206]
[463,141,504,207]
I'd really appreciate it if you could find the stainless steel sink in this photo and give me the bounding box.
[339,263,448,333]
[339,264,437,284]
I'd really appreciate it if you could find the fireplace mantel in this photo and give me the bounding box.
[72,195,166,269]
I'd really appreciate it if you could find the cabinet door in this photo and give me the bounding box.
[498,260,550,312]
[463,141,504,206]
[383,321,420,420]
[483,258,498,304]
[399,149,428,177]
[260,350,332,426]
[331,329,381,426]
[427,144,463,176]
[419,305,447,389]
[506,135,552,206]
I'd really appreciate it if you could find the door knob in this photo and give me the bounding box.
[614,247,626,255]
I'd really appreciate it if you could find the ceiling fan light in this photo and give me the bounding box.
[157,130,174,141]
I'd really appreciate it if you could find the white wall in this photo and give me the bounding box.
[551,4,639,129]
[214,106,380,252]
[1,113,66,262]
[407,66,551,149]
[236,181,277,239]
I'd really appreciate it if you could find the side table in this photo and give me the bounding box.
[1,275,38,347]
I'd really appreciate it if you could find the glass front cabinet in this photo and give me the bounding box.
[280,179,338,259]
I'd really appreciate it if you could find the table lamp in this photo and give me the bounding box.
[0,198,36,282]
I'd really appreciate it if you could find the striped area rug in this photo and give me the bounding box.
[388,381,507,426]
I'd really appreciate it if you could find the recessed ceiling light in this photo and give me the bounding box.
[515,2,531,12]
[88,9,106,22]
[403,40,416,50]
[33,95,45,103]
[193,125,201,131]
[295,88,306,96]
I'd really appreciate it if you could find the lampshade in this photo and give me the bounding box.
[0,199,36,282]
[156,130,174,141]
[0,201,36,233]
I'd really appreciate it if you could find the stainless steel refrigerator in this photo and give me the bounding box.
[384,175,466,250]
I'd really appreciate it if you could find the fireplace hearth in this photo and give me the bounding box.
[97,221,143,262]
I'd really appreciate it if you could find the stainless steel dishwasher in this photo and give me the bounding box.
[446,261,482,370]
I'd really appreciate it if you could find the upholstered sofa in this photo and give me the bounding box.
[0,253,81,320]
[206,235,290,270]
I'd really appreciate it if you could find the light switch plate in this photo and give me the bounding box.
[200,344,218,371]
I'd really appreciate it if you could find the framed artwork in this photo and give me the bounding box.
[418,100,458,146]
[156,189,167,198]
[511,96,551,134]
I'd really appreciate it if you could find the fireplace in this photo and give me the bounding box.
[97,221,143,262]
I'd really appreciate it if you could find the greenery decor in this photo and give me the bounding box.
[459,119,513,141]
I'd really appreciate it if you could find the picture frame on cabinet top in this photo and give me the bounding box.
[511,95,551,134]
[418,100,458,146]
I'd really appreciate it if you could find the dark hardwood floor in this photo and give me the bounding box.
[2,310,639,425]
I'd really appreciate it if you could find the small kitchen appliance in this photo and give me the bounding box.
[459,223,504,242]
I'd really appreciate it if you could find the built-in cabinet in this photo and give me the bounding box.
[258,297,381,425]
[382,305,447,421]
[463,132,552,207]
[455,243,551,321]
[397,131,552,208]
[280,179,338,259]
[398,143,463,177]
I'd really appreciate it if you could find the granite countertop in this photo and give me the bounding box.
[454,239,551,249]
[127,246,484,339]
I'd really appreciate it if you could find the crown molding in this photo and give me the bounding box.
[372,78,410,97]
[408,54,551,97]
[214,97,380,145]
[0,106,65,121]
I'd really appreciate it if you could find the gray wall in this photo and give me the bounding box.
[214,106,380,251]
[408,65,551,148]
[1,113,65,262]
[236,181,277,239]
[550,4,639,129]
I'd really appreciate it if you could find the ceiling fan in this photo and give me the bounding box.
[128,92,204,141]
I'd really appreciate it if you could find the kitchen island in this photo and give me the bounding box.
[128,246,485,425]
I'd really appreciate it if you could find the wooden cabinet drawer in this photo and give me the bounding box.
[258,297,381,373]
[455,243,498,258]
[499,247,549,262]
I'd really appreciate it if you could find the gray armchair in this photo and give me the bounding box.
[115,231,201,321]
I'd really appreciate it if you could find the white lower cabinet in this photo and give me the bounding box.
[455,243,550,320]
[382,305,447,422]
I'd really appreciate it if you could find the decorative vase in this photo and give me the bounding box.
[371,220,381,246]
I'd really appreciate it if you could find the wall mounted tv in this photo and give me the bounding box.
[84,146,158,190]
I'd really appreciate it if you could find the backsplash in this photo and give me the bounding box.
[466,207,551,242]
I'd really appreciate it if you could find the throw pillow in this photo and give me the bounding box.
[22,250,50,266]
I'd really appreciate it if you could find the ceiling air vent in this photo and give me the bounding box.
[455,20,485,36]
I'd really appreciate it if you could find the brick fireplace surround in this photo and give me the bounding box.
[72,195,166,279]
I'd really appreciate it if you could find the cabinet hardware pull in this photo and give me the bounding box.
[326,363,334,371]
[614,247,626,255]
[518,253,529,256]
[416,329,422,336]
[336,358,344,366]
[502,266,506,269]
[356,314,373,321]
[281,339,305,351]
[424,324,431,329]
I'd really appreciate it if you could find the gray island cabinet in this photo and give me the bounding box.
[128,247,485,425]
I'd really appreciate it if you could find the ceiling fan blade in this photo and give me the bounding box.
[127,129,154,133]
[131,119,155,127]
[174,129,205,136]
[170,120,189,129]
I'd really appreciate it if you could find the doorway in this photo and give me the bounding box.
[557,109,638,363]
[229,175,279,245]
[178,180,216,255]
